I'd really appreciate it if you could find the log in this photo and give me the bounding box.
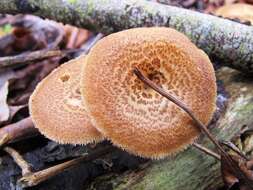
[1,0,253,73]
[87,67,253,190]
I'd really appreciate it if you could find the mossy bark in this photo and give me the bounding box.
[87,67,253,190]
[1,0,253,73]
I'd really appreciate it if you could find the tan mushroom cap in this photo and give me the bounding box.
[29,55,103,144]
[81,27,217,159]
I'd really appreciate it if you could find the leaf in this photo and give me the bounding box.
[214,3,253,25]
[0,81,9,122]
[0,70,14,124]
[221,142,253,190]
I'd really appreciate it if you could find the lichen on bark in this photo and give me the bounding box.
[1,0,253,73]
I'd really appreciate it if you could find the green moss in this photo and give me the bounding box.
[67,0,77,4]
[85,0,95,15]
[236,97,253,115]
[0,24,13,35]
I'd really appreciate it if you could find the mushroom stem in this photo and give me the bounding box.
[133,68,253,188]
[192,143,221,161]
[18,145,115,188]
[4,146,32,176]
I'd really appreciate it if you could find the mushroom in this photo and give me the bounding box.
[215,3,253,24]
[29,55,103,144]
[81,27,217,159]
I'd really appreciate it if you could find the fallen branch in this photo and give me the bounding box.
[193,143,221,161]
[0,48,88,70]
[18,145,115,188]
[0,0,253,73]
[4,146,33,176]
[0,117,38,147]
[0,49,63,70]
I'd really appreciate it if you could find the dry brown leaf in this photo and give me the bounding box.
[0,71,14,124]
[214,3,253,24]
[0,82,9,122]
[0,15,65,57]
[221,143,253,189]
[64,24,91,49]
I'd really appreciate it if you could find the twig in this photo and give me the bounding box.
[0,49,64,70]
[220,141,248,161]
[4,146,32,176]
[18,145,115,188]
[82,33,104,54]
[133,68,253,188]
[0,133,10,147]
[193,142,221,161]
[0,33,103,70]
[0,117,38,147]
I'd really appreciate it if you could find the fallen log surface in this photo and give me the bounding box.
[1,0,253,73]
[87,67,253,190]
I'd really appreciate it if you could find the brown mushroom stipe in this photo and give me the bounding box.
[82,27,217,159]
[29,55,103,144]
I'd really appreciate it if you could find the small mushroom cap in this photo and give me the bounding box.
[215,3,253,24]
[81,27,217,159]
[29,55,103,144]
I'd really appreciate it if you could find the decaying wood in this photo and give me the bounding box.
[87,67,253,190]
[18,146,115,188]
[1,0,253,73]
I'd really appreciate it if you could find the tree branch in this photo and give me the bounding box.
[0,0,253,73]
[0,117,38,147]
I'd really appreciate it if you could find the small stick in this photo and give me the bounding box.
[4,146,32,176]
[0,133,10,147]
[220,141,248,161]
[0,49,84,70]
[0,33,104,70]
[193,142,221,161]
[0,49,63,69]
[133,68,253,188]
[82,33,104,54]
[18,146,115,188]
[0,117,38,147]
[133,68,225,154]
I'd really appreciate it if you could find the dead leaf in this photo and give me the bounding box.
[0,82,9,122]
[8,59,59,105]
[221,142,253,189]
[245,0,253,4]
[214,3,253,25]
[64,24,91,49]
[0,70,14,124]
[0,15,65,57]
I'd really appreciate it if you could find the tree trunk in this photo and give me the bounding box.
[87,67,253,190]
[1,0,253,73]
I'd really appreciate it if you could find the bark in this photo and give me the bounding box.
[87,67,253,190]
[1,0,253,73]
